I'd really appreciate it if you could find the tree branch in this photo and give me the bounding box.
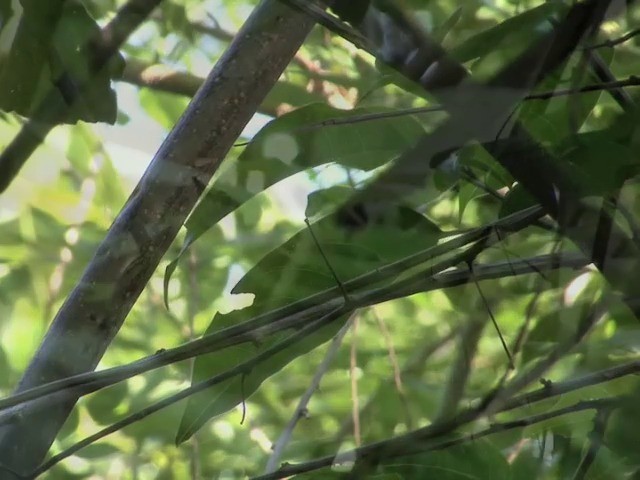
[31,308,348,477]
[0,212,581,418]
[0,0,326,475]
[253,397,621,479]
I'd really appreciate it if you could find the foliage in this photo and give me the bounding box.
[0,0,123,123]
[1,0,640,479]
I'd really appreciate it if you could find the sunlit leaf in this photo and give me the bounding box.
[86,381,130,426]
[139,88,189,130]
[176,202,442,443]
[164,103,425,307]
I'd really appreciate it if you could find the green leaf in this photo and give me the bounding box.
[0,0,13,29]
[156,2,194,41]
[305,185,354,222]
[66,125,95,176]
[383,439,511,479]
[510,448,543,480]
[86,381,130,426]
[432,7,463,44]
[522,48,615,145]
[561,137,639,196]
[0,0,122,123]
[71,443,121,460]
[176,203,441,443]
[460,144,513,193]
[91,156,127,223]
[451,3,566,64]
[262,81,325,112]
[234,212,439,303]
[190,102,424,225]
[366,61,433,101]
[521,303,592,364]
[606,396,640,469]
[139,88,190,131]
[499,185,537,219]
[0,0,57,115]
[50,0,123,123]
[30,208,67,248]
[164,103,425,306]
[457,181,481,223]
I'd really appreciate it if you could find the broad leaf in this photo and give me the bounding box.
[451,3,567,64]
[176,198,442,443]
[521,48,616,145]
[164,103,425,306]
[561,137,639,196]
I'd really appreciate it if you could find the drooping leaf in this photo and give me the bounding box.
[191,102,425,229]
[0,0,57,116]
[175,197,442,443]
[164,103,425,307]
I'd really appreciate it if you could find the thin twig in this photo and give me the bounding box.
[332,328,457,444]
[252,397,621,479]
[32,307,349,477]
[502,361,640,413]
[293,76,640,132]
[588,27,640,49]
[434,316,486,422]
[305,218,349,302]
[0,249,583,419]
[264,313,355,473]
[350,316,361,446]
[469,261,514,368]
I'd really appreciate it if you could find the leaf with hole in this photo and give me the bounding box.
[164,103,425,307]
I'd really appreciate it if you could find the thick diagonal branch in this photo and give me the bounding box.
[0,0,326,475]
